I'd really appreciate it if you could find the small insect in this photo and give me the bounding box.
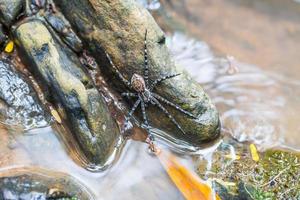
[106,30,197,149]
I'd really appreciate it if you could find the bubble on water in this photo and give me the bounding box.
[137,0,161,10]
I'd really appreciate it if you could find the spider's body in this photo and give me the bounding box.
[131,74,146,93]
[106,30,197,144]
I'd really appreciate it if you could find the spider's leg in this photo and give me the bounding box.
[150,73,181,91]
[105,52,131,88]
[127,99,141,119]
[123,99,141,134]
[139,95,153,139]
[144,30,149,87]
[151,97,186,135]
[140,96,149,128]
[121,92,138,98]
[152,93,197,119]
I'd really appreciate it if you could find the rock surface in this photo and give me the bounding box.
[0,0,23,27]
[54,0,220,146]
[0,58,48,129]
[0,168,94,200]
[14,20,120,166]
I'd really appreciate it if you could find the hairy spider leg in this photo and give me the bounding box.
[150,73,181,91]
[105,52,131,88]
[151,97,186,135]
[123,98,141,134]
[152,93,197,119]
[144,30,149,87]
[126,99,141,119]
[139,95,154,139]
[121,92,138,98]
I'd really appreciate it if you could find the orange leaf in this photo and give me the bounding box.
[156,150,220,200]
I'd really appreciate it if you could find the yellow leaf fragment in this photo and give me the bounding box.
[51,108,62,124]
[250,144,259,162]
[4,41,14,53]
[157,150,220,200]
[215,179,237,187]
[224,154,240,160]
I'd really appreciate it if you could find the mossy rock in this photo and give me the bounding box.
[53,0,220,146]
[14,19,121,166]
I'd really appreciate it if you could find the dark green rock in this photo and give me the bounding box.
[54,0,220,146]
[14,19,121,166]
[0,168,94,200]
[0,0,23,27]
[44,11,83,52]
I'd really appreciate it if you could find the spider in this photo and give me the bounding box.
[106,30,197,148]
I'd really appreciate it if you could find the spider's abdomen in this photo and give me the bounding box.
[131,73,146,92]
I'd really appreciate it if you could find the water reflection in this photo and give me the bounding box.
[138,0,161,10]
[168,32,300,150]
[0,126,184,199]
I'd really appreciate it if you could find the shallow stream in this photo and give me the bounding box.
[1,0,300,199]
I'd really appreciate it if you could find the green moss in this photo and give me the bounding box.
[198,140,300,199]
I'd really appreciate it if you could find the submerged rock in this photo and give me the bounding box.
[54,0,220,146]
[14,20,121,166]
[0,58,48,129]
[0,0,23,27]
[0,168,94,200]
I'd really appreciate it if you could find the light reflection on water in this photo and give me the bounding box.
[1,126,184,199]
[169,32,300,150]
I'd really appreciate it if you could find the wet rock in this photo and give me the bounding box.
[44,11,83,52]
[0,168,94,200]
[0,58,48,129]
[0,0,23,27]
[14,19,120,166]
[0,24,7,46]
[213,182,260,200]
[54,0,220,146]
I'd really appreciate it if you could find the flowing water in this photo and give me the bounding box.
[1,0,300,199]
[168,32,300,151]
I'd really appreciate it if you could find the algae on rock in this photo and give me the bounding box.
[14,20,121,166]
[198,139,300,199]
